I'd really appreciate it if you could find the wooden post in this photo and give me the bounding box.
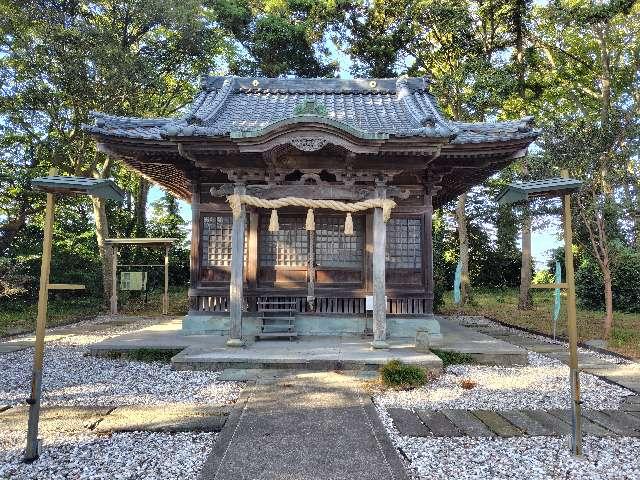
[424,190,434,314]
[110,245,118,314]
[247,209,259,311]
[371,185,388,349]
[307,230,316,311]
[562,169,582,455]
[188,183,200,311]
[25,190,55,461]
[227,184,246,346]
[162,245,169,315]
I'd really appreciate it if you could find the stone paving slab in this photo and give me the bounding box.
[0,406,112,436]
[622,395,640,411]
[498,410,553,436]
[95,404,228,434]
[415,410,462,437]
[547,408,613,437]
[0,343,31,353]
[388,408,640,438]
[441,409,495,437]
[388,408,431,437]
[473,410,523,437]
[583,409,640,436]
[200,372,408,480]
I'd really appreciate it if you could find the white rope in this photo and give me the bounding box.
[227,194,397,222]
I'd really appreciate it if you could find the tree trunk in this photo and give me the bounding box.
[602,265,613,340]
[456,193,471,305]
[518,206,533,309]
[92,195,113,307]
[134,178,149,237]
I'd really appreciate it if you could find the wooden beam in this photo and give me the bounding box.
[209,183,411,201]
[227,184,246,346]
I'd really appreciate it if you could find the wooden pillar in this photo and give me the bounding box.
[307,230,316,311]
[25,190,55,461]
[247,209,259,312]
[110,246,118,315]
[188,183,200,312]
[371,185,388,349]
[162,245,169,315]
[227,184,246,347]
[562,169,582,455]
[424,190,434,315]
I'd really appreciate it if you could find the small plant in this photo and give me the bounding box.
[460,378,477,390]
[379,360,428,389]
[430,349,474,367]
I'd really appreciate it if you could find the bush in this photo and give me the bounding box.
[380,360,428,389]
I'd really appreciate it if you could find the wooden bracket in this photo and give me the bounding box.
[531,283,567,289]
[48,284,85,290]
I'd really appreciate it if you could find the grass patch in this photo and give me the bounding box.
[430,348,474,367]
[0,287,189,339]
[379,359,428,389]
[440,287,640,359]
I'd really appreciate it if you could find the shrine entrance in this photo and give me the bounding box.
[84,75,539,347]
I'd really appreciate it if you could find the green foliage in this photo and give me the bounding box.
[379,360,428,389]
[213,0,349,77]
[533,269,554,285]
[576,248,640,313]
[430,349,474,367]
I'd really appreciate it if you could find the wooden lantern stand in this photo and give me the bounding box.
[497,170,584,455]
[25,172,124,462]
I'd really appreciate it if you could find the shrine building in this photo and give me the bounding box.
[83,76,538,348]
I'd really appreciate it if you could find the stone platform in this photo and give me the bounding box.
[86,315,528,370]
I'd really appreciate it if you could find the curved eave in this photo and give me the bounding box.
[229,115,389,141]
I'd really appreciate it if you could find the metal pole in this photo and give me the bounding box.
[24,191,55,462]
[562,169,582,455]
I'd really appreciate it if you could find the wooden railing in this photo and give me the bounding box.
[191,295,430,315]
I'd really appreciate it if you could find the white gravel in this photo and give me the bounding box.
[0,318,243,407]
[376,352,634,411]
[0,316,242,479]
[0,431,215,480]
[377,404,640,480]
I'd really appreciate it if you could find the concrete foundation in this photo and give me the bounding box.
[182,313,443,341]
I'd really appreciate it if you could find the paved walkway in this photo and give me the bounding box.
[388,404,640,438]
[456,316,640,393]
[199,371,408,480]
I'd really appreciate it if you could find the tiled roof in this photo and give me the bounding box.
[82,76,539,144]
